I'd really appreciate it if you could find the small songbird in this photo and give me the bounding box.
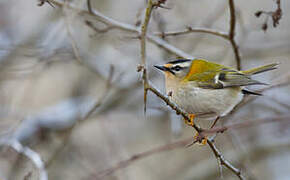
[154,59,278,142]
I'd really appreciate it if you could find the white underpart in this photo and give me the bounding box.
[166,80,243,119]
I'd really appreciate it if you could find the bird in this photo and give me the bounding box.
[154,59,278,144]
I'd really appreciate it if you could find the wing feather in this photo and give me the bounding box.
[184,59,267,89]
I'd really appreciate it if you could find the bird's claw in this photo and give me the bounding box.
[184,114,195,127]
[194,132,207,145]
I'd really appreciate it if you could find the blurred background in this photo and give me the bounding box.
[0,0,289,179]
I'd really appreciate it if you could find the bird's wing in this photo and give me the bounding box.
[184,59,266,89]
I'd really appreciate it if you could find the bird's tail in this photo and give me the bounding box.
[241,63,279,75]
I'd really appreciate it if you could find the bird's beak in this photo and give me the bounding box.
[154,65,168,72]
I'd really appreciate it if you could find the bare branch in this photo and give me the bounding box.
[228,0,236,40]
[139,0,156,114]
[146,84,244,179]
[87,0,92,13]
[91,117,290,180]
[45,66,115,168]
[38,0,54,7]
[85,20,116,33]
[228,0,242,70]
[154,27,229,40]
[63,0,83,64]
[136,0,244,179]
[39,1,286,180]
[203,115,290,135]
[140,0,154,67]
[48,0,194,59]
[83,65,115,120]
[229,40,241,70]
[207,140,244,180]
[89,115,290,180]
[255,0,282,32]
[146,84,202,133]
[0,140,48,180]
[151,0,242,70]
[227,72,290,118]
[91,137,192,179]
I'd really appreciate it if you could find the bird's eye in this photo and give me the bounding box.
[172,65,182,71]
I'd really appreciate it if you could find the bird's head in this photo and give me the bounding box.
[154,59,192,81]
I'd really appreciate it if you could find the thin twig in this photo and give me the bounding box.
[146,83,244,179]
[87,0,92,13]
[0,140,48,180]
[139,0,155,113]
[140,0,154,67]
[85,20,116,33]
[229,40,241,70]
[135,1,243,179]
[48,0,194,59]
[45,66,115,168]
[91,137,192,179]
[90,114,290,180]
[217,155,224,180]
[38,0,54,7]
[83,65,115,120]
[255,0,282,32]
[153,0,242,70]
[149,0,242,70]
[207,140,244,180]
[63,0,83,64]
[41,1,284,180]
[227,72,290,119]
[228,0,241,70]
[154,27,229,40]
[203,115,290,135]
[146,84,201,133]
[228,0,236,40]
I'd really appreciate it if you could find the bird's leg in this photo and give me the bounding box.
[186,132,207,147]
[194,132,207,145]
[184,114,207,145]
[184,114,195,127]
[195,117,220,145]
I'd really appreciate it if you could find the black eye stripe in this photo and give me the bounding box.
[167,59,191,64]
[171,65,183,71]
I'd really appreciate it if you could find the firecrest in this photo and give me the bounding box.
[154,59,278,143]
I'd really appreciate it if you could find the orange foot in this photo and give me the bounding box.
[184,114,195,127]
[194,132,207,145]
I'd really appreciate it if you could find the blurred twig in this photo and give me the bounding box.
[154,0,242,70]
[0,140,48,180]
[203,114,290,135]
[228,0,241,70]
[85,21,115,33]
[49,0,194,59]
[188,1,228,52]
[40,1,288,180]
[87,0,92,13]
[91,137,193,179]
[63,0,83,64]
[83,65,114,120]
[45,66,115,168]
[139,0,155,113]
[137,1,244,180]
[90,114,290,179]
[38,0,54,7]
[207,139,243,180]
[255,0,282,32]
[227,72,290,119]
[154,27,229,39]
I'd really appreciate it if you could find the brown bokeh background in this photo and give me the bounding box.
[0,0,289,179]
